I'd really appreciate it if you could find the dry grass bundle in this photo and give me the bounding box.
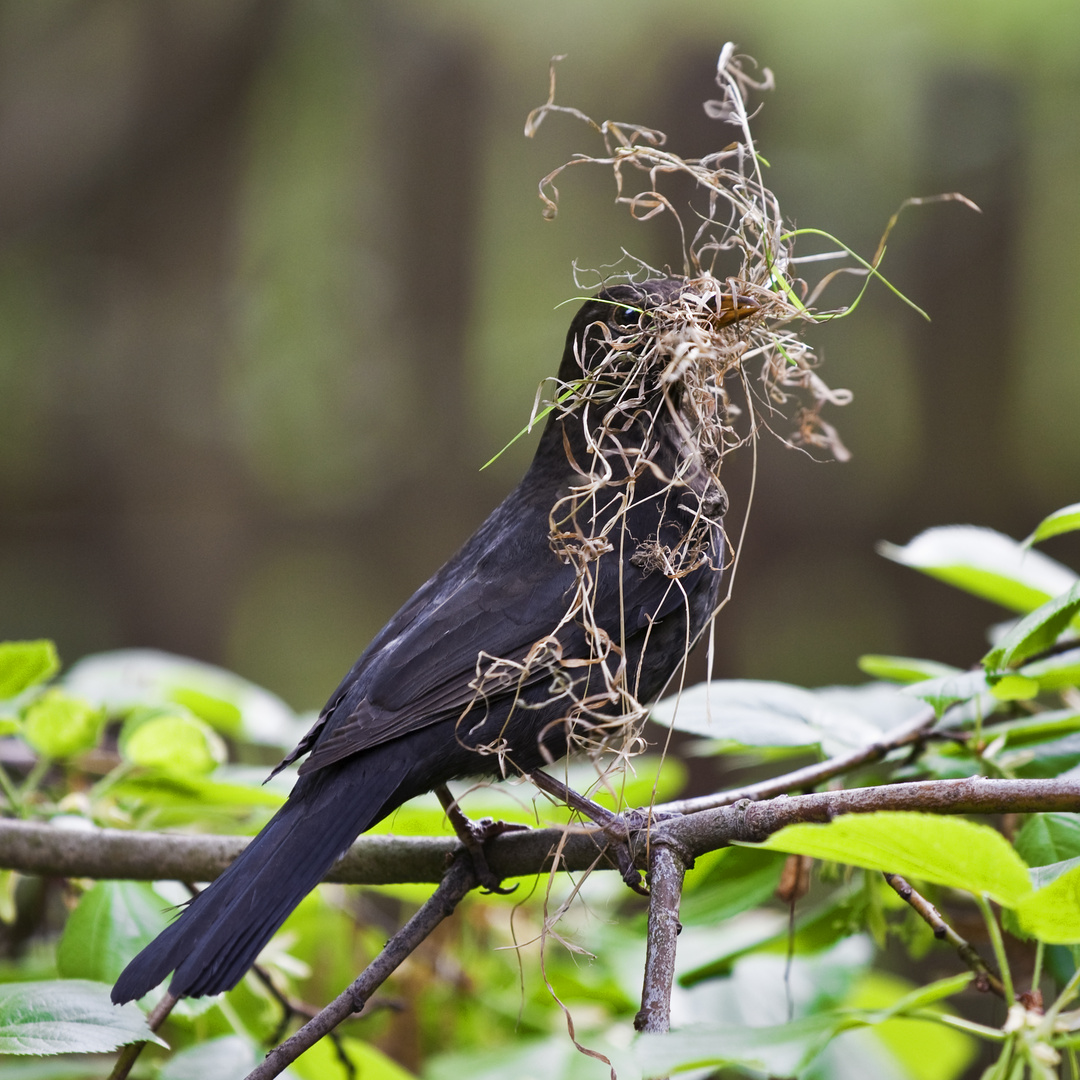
[466,46,969,800]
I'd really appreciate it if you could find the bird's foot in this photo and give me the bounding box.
[435,784,525,894]
[598,808,684,895]
[529,771,681,896]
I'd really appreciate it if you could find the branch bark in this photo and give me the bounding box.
[634,838,689,1034]
[2,778,1076,885]
[656,706,937,815]
[107,992,176,1080]
[882,871,1006,998]
[245,855,477,1080]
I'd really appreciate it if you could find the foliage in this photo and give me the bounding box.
[0,503,1078,1079]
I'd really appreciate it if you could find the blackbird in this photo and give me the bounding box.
[112,276,741,1003]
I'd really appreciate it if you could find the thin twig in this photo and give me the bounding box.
[244,856,478,1080]
[882,872,1006,998]
[656,706,937,815]
[254,965,397,1080]
[107,992,176,1080]
[252,965,321,1046]
[634,840,689,1033]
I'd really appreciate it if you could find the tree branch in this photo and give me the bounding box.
[12,774,1057,1079]
[244,856,478,1080]
[0,817,613,883]
[658,777,1080,863]
[634,838,689,1034]
[107,992,176,1080]
[656,706,938,815]
[2,778,1076,886]
[882,871,1006,998]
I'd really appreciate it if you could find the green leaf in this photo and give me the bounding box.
[751,813,1032,907]
[0,979,164,1055]
[167,687,244,737]
[293,1034,417,1080]
[0,868,17,924]
[983,583,1080,671]
[903,670,988,715]
[647,969,978,1080]
[110,768,287,816]
[858,655,962,684]
[428,1033,631,1080]
[988,674,1040,702]
[1028,855,1080,891]
[879,527,1078,614]
[1019,647,1080,692]
[982,711,1080,749]
[636,1013,859,1078]
[560,755,687,816]
[679,889,864,985]
[64,649,300,747]
[158,1036,262,1080]
[21,691,104,759]
[119,709,227,776]
[872,972,975,1018]
[1003,733,1080,780]
[57,881,172,983]
[1015,862,1080,943]
[845,972,976,1080]
[1027,503,1080,545]
[813,683,933,730]
[651,680,880,756]
[0,1057,117,1079]
[0,640,60,700]
[680,846,788,926]
[1016,814,1080,867]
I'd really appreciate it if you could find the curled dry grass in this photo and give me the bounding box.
[464,45,970,799]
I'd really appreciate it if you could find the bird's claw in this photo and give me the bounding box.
[435,786,524,894]
[466,817,527,894]
[601,809,685,896]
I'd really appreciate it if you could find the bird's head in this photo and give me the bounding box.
[556,276,762,385]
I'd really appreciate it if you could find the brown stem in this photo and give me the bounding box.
[634,840,689,1034]
[243,856,477,1080]
[107,992,176,1080]
[882,872,1006,998]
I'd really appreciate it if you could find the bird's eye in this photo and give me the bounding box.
[612,306,639,329]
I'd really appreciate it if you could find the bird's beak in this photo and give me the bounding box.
[704,290,761,327]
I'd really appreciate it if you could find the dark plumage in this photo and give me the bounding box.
[112,277,730,1003]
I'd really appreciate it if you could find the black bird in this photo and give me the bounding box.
[112,277,743,1003]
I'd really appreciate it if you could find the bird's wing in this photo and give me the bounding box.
[289,498,579,773]
[288,479,717,776]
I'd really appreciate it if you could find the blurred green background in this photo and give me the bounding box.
[0,0,1077,711]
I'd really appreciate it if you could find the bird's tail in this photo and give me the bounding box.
[112,752,411,1003]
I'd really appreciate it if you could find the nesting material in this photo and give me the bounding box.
[465,47,858,784]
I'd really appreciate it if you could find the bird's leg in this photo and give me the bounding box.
[434,784,523,895]
[529,770,650,895]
